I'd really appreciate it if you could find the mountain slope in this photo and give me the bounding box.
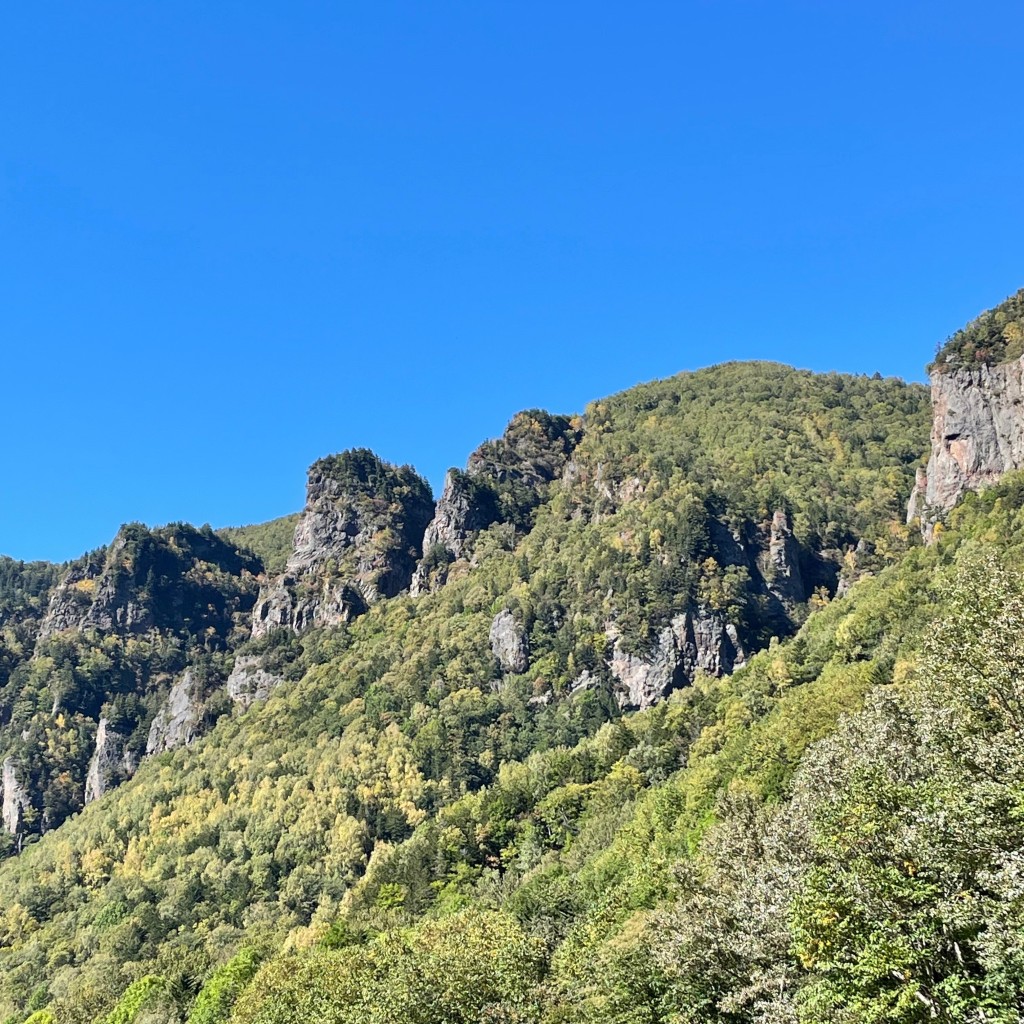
[0,361,932,1023]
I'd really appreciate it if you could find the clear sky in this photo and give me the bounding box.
[2,1,1022,562]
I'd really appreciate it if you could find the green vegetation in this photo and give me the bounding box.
[577,361,928,550]
[931,287,1024,370]
[466,409,583,531]
[213,476,1024,1023]
[0,557,60,623]
[218,516,300,576]
[27,356,1024,1024]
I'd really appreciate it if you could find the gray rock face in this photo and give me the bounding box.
[1,757,31,837]
[252,577,366,638]
[37,523,260,645]
[252,451,433,637]
[489,609,530,674]
[85,718,139,804]
[411,471,492,595]
[422,471,487,563]
[37,538,153,643]
[412,412,583,596]
[764,510,805,609]
[912,359,1024,535]
[610,608,745,710]
[146,669,203,755]
[568,670,599,695]
[226,655,285,709]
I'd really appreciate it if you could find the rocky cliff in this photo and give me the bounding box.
[226,655,286,709]
[0,523,263,843]
[252,450,433,637]
[0,363,929,866]
[610,607,745,710]
[38,523,261,644]
[910,290,1024,535]
[412,411,582,594]
[0,758,31,844]
[909,357,1024,535]
[84,718,139,804]
[146,668,205,754]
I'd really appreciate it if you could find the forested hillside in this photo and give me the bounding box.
[0,360,941,1024]
[931,288,1024,370]
[217,516,301,577]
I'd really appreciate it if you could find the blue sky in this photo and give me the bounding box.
[2,1,1022,562]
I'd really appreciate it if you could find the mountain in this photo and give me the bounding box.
[8,319,1024,1023]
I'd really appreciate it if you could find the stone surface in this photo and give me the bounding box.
[912,359,1024,535]
[227,655,286,709]
[252,577,366,638]
[568,670,600,696]
[147,669,203,755]
[610,607,745,710]
[764,510,805,609]
[489,609,530,674]
[252,451,433,637]
[1,757,31,837]
[85,718,139,804]
[38,524,260,645]
[411,471,493,595]
[37,537,153,642]
[412,412,582,595]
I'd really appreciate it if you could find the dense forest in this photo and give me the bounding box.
[4,336,1024,1023]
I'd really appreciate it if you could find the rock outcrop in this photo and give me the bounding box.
[1,758,31,838]
[763,509,805,609]
[412,411,582,594]
[85,718,139,804]
[146,669,204,755]
[410,471,496,594]
[910,358,1024,535]
[38,543,154,641]
[226,655,286,709]
[489,609,530,675]
[252,451,433,638]
[610,607,745,710]
[38,524,261,644]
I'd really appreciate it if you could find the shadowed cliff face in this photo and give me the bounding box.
[0,523,264,844]
[909,357,1024,535]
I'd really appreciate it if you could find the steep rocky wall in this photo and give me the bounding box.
[1,758,31,841]
[412,411,582,595]
[909,358,1024,534]
[38,524,261,645]
[253,450,433,637]
[610,608,745,710]
[146,669,205,755]
[85,718,139,804]
[226,655,285,709]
